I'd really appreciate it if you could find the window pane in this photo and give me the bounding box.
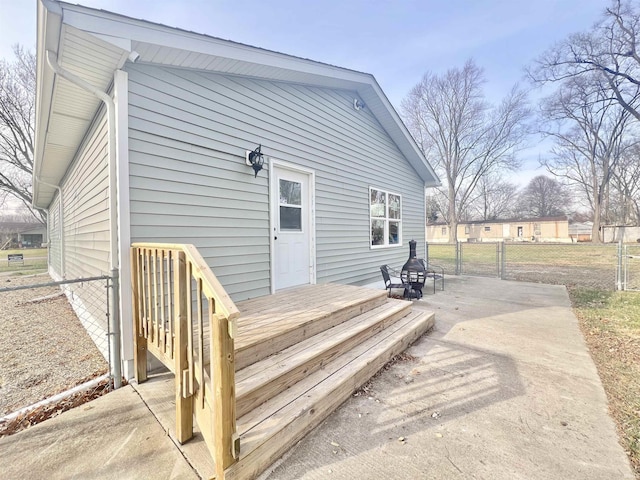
[371,219,385,246]
[370,189,385,217]
[389,194,401,219]
[389,221,400,245]
[279,179,301,205]
[280,206,302,230]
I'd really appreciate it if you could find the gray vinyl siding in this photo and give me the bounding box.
[48,193,62,277]
[126,64,425,301]
[59,108,111,278]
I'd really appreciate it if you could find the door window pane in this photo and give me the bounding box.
[280,206,302,231]
[279,179,301,205]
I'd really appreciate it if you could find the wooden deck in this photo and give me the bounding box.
[133,283,435,480]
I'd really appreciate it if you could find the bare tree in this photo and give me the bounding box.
[469,173,519,220]
[402,60,530,243]
[609,144,640,223]
[516,175,572,218]
[539,73,633,241]
[0,45,42,222]
[529,0,640,122]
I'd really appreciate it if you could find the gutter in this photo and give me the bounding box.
[34,176,64,278]
[45,50,122,389]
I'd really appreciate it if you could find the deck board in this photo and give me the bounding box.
[233,284,387,369]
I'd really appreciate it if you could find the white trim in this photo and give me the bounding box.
[269,159,316,294]
[114,69,134,379]
[369,186,403,249]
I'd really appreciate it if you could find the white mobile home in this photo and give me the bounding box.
[34,0,439,379]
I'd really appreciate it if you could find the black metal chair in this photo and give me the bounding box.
[418,258,445,294]
[380,265,406,297]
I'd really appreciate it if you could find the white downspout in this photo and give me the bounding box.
[45,50,122,389]
[34,176,64,278]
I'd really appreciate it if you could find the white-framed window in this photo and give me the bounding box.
[370,187,401,248]
[441,227,447,236]
[484,226,491,232]
[464,225,470,234]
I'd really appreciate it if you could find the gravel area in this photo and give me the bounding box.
[0,273,108,415]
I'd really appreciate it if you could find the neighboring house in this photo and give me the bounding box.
[19,224,48,247]
[568,221,593,243]
[427,216,570,243]
[0,221,47,249]
[34,0,439,378]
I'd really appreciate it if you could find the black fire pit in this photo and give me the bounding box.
[401,239,426,299]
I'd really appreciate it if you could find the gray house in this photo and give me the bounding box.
[34,0,439,378]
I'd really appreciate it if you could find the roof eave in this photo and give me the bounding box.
[33,0,63,208]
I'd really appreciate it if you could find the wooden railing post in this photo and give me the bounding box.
[211,308,239,478]
[174,250,193,443]
[131,247,147,383]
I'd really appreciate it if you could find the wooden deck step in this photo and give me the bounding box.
[234,284,388,370]
[235,299,411,418]
[225,310,435,480]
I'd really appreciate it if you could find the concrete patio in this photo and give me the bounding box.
[0,276,634,479]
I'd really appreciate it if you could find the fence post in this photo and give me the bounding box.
[110,268,122,389]
[455,242,461,275]
[616,240,623,291]
[500,242,506,280]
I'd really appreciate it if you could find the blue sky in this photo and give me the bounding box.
[1,0,608,184]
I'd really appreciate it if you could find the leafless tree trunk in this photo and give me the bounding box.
[402,60,529,243]
[0,45,43,222]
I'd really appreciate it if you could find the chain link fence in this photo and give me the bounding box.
[427,241,629,290]
[0,273,113,428]
[620,244,640,291]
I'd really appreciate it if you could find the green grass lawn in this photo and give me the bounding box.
[569,287,640,477]
[428,242,619,266]
[0,248,48,274]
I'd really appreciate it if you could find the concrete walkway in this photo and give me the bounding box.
[0,276,634,479]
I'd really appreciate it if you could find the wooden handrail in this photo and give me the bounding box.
[131,243,239,478]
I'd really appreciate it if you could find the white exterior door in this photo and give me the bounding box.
[502,223,510,239]
[271,164,314,291]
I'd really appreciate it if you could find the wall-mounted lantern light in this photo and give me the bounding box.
[245,145,265,177]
